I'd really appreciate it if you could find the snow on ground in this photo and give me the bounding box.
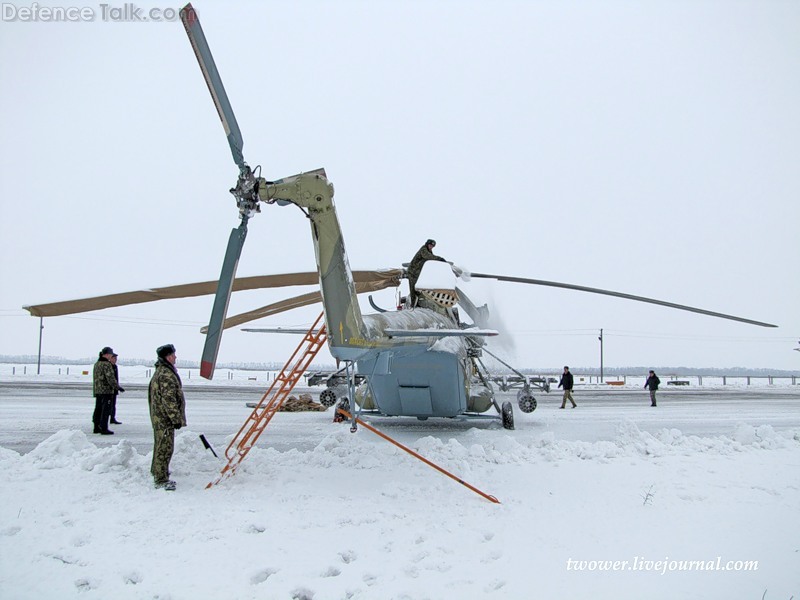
[1,373,799,599]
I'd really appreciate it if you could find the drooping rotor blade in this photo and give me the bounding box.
[469,273,778,328]
[180,3,245,168]
[201,291,322,333]
[200,221,248,380]
[205,277,402,332]
[22,270,402,318]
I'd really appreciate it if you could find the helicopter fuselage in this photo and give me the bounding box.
[258,170,496,418]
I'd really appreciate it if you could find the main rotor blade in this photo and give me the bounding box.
[180,3,245,168]
[469,273,778,328]
[205,278,401,332]
[201,221,249,380]
[23,270,402,318]
[202,291,322,333]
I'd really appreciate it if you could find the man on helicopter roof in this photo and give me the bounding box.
[407,239,447,305]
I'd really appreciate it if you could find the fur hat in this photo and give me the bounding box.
[157,344,176,359]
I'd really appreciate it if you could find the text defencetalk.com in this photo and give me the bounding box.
[2,3,185,23]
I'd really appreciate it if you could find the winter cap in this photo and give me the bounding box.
[426,239,436,246]
[100,346,114,356]
[157,344,176,359]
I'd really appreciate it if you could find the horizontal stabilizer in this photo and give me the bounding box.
[241,327,320,335]
[384,328,498,338]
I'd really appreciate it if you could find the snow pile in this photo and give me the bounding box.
[2,422,799,599]
[6,421,799,477]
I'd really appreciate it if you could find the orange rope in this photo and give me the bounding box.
[337,408,500,504]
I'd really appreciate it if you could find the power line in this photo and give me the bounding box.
[0,309,203,326]
[511,328,795,343]
[61,315,204,327]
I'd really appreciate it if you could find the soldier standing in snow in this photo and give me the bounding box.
[644,370,661,407]
[109,352,125,425]
[407,239,446,305]
[93,346,121,435]
[148,344,187,491]
[558,365,577,409]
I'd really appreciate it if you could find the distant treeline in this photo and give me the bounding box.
[2,355,797,377]
[0,355,290,371]
[540,366,800,377]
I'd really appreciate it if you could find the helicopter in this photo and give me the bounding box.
[23,3,777,433]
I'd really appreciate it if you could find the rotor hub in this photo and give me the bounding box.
[229,164,261,218]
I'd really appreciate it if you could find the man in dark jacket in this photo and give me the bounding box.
[93,346,121,434]
[558,366,576,408]
[407,239,446,305]
[645,370,661,407]
[148,344,187,491]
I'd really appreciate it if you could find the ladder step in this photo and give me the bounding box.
[208,313,328,487]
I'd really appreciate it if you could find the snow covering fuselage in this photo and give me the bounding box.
[355,309,494,417]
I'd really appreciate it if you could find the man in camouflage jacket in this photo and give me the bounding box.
[93,346,121,434]
[407,239,446,304]
[148,344,187,490]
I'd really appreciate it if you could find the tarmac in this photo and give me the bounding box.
[0,381,798,456]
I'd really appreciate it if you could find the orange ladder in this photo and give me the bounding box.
[207,312,328,488]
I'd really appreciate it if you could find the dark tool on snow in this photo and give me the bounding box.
[199,434,218,458]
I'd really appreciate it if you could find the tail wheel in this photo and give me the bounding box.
[501,401,514,430]
[319,388,337,407]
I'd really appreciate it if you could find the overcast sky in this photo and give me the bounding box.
[1,0,798,371]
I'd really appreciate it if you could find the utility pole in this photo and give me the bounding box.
[37,317,44,375]
[598,328,604,383]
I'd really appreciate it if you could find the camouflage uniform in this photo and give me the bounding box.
[93,356,120,433]
[147,358,187,485]
[407,243,446,303]
[110,360,122,423]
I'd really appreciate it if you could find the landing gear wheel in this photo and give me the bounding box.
[333,398,350,423]
[501,401,515,430]
[319,389,337,407]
